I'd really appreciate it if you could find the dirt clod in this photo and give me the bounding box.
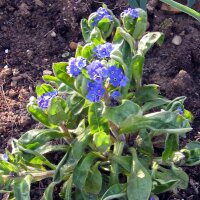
[18,3,30,17]
[171,70,192,91]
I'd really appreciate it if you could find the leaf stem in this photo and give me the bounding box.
[2,170,55,182]
[59,122,73,144]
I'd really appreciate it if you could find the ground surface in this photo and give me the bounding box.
[0,0,200,199]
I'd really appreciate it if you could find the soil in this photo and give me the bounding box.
[0,0,200,199]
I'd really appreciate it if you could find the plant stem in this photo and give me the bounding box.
[59,122,73,144]
[2,170,55,182]
[160,0,200,22]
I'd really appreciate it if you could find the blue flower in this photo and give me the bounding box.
[93,43,113,59]
[67,57,87,77]
[86,82,105,102]
[1,153,8,161]
[76,57,87,69]
[120,76,129,87]
[111,91,121,100]
[123,8,139,20]
[108,66,128,87]
[37,90,57,110]
[87,60,108,83]
[92,7,113,27]
[177,106,184,116]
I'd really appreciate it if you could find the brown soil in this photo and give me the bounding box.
[0,0,200,199]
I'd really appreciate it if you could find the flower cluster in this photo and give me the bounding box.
[92,7,113,27]
[93,43,113,59]
[1,153,8,161]
[177,106,184,116]
[111,91,121,100]
[67,57,87,77]
[122,8,139,20]
[86,82,105,102]
[108,65,128,87]
[37,90,57,110]
[87,60,108,83]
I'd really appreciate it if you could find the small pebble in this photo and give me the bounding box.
[50,31,56,37]
[34,0,45,7]
[69,41,78,50]
[43,70,52,75]
[62,51,70,58]
[5,49,8,54]
[172,35,182,45]
[26,49,33,60]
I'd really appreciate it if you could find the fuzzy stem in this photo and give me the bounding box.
[59,122,73,144]
[2,170,55,182]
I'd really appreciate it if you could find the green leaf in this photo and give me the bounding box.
[81,19,91,43]
[19,129,64,150]
[152,179,177,194]
[36,144,68,155]
[93,132,111,152]
[36,84,54,97]
[84,162,102,194]
[142,97,170,113]
[41,182,56,200]
[183,141,200,166]
[120,111,192,135]
[60,176,73,200]
[90,27,105,45]
[160,0,200,22]
[128,0,139,8]
[137,129,154,155]
[112,155,132,173]
[101,184,127,200]
[74,74,88,96]
[103,100,141,127]
[117,27,136,54]
[109,142,125,186]
[13,175,32,200]
[138,32,164,56]
[186,141,200,150]
[27,103,56,128]
[162,134,179,161]
[53,62,76,91]
[75,44,83,58]
[48,96,68,125]
[132,54,144,88]
[0,161,19,174]
[18,145,56,169]
[183,109,193,122]
[111,30,133,95]
[53,148,71,183]
[171,164,189,189]
[135,84,160,104]
[132,8,147,39]
[154,165,189,191]
[127,148,152,200]
[98,17,113,39]
[42,75,60,84]
[88,103,109,134]
[53,130,92,183]
[82,43,95,60]
[73,152,101,190]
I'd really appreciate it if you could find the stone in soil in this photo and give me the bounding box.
[172,35,182,45]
